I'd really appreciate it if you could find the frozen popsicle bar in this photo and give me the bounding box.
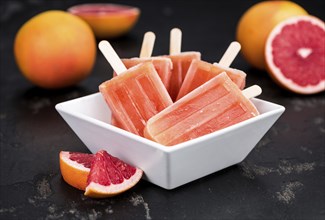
[111,57,173,130]
[167,51,201,101]
[166,28,201,101]
[99,41,173,137]
[144,72,259,146]
[113,32,173,91]
[110,32,173,130]
[122,57,173,91]
[176,60,246,100]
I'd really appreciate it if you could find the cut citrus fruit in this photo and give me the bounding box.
[236,1,308,69]
[68,4,140,39]
[59,151,95,190]
[265,15,325,94]
[84,150,143,198]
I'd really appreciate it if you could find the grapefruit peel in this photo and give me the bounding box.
[59,151,94,191]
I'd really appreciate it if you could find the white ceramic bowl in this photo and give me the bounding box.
[56,93,285,189]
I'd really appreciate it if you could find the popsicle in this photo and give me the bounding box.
[121,31,173,90]
[166,28,201,101]
[144,72,261,146]
[122,58,172,91]
[176,42,246,100]
[111,32,173,129]
[98,40,173,136]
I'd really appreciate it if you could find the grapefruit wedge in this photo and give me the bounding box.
[84,150,143,198]
[59,151,95,191]
[265,15,325,94]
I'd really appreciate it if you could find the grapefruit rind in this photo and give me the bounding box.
[265,15,325,94]
[84,168,143,198]
[59,151,91,191]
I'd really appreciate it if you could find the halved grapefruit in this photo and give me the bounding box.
[59,151,95,190]
[68,4,140,39]
[265,15,325,94]
[84,150,143,198]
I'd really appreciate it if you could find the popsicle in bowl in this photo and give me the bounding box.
[166,28,201,101]
[144,72,261,146]
[121,31,173,91]
[176,42,246,100]
[111,32,173,129]
[99,41,173,137]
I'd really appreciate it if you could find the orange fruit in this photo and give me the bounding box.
[59,151,94,191]
[84,150,143,198]
[265,15,325,94]
[14,10,96,89]
[68,4,140,39]
[236,1,308,70]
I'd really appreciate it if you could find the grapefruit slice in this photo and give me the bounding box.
[59,151,95,190]
[265,15,325,94]
[84,150,143,198]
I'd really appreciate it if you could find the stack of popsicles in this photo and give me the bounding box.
[99,28,261,146]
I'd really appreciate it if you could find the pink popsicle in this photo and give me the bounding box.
[144,72,260,146]
[122,57,173,91]
[98,41,173,136]
[176,59,246,100]
[176,41,246,100]
[166,28,201,101]
[111,32,172,130]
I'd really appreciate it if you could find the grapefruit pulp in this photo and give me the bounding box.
[84,150,143,198]
[265,15,325,94]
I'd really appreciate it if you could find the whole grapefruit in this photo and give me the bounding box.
[14,10,96,89]
[265,15,325,94]
[236,1,308,70]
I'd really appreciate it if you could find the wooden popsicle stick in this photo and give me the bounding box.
[98,40,127,75]
[169,28,182,55]
[139,31,156,58]
[214,41,241,68]
[242,85,262,99]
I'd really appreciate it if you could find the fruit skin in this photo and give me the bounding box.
[14,10,96,89]
[59,151,94,191]
[265,15,325,95]
[236,1,308,70]
[68,4,140,39]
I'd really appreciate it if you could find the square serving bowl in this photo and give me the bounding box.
[56,93,285,190]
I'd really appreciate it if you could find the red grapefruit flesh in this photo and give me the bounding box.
[84,150,143,198]
[68,4,140,38]
[59,151,95,190]
[265,15,325,94]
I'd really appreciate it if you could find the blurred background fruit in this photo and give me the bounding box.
[14,10,96,89]
[68,4,140,39]
[236,1,308,70]
[265,15,325,95]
